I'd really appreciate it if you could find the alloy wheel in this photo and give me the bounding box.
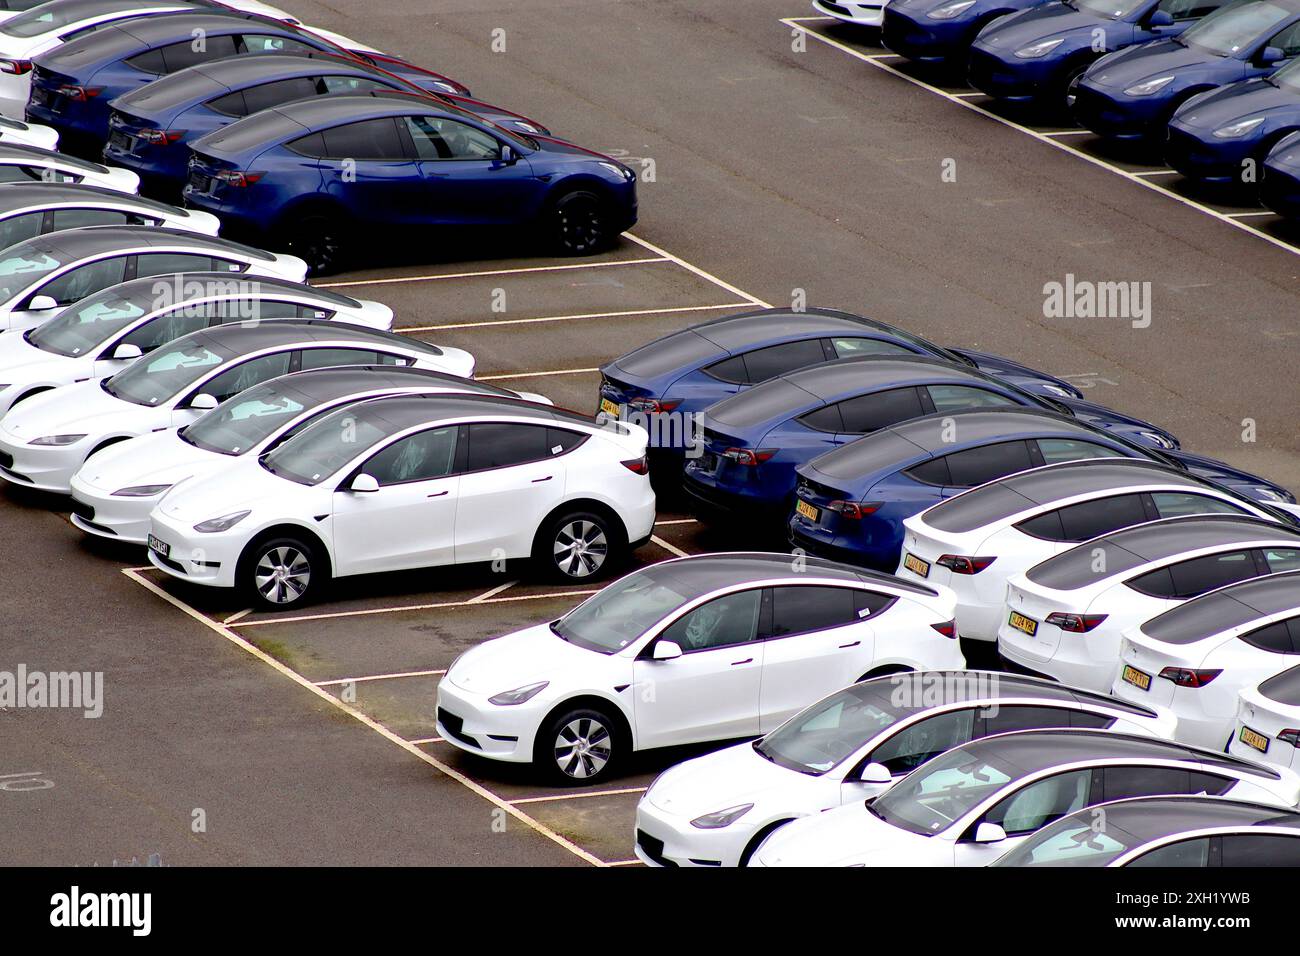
[254,546,311,605]
[553,519,608,578]
[553,716,612,779]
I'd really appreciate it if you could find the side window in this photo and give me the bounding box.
[659,590,762,652]
[321,75,392,95]
[209,257,247,275]
[1263,548,1300,573]
[1166,550,1260,599]
[321,119,410,161]
[37,257,128,305]
[739,340,829,383]
[906,456,951,487]
[980,705,1078,737]
[372,351,409,367]
[944,441,1036,488]
[161,35,239,72]
[926,384,1020,413]
[124,47,169,74]
[205,90,248,117]
[297,348,381,371]
[1016,509,1066,541]
[830,336,913,358]
[869,709,977,776]
[546,428,588,455]
[1240,619,1300,654]
[1127,837,1212,867]
[362,426,457,485]
[1150,491,1248,519]
[464,422,551,471]
[49,208,131,230]
[241,76,320,115]
[702,354,747,384]
[239,34,318,55]
[1219,834,1300,866]
[798,403,844,432]
[1055,494,1150,543]
[217,299,303,322]
[1101,765,1192,801]
[837,387,927,435]
[286,131,326,158]
[23,165,77,183]
[1069,709,1115,729]
[403,115,501,161]
[134,253,214,279]
[1266,20,1300,59]
[119,304,219,353]
[981,770,1093,836]
[0,210,44,248]
[766,585,860,639]
[1155,0,1206,20]
[854,589,895,618]
[196,352,292,404]
[1036,439,1126,465]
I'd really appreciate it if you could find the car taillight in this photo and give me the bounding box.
[936,555,996,575]
[1278,729,1300,748]
[56,85,102,101]
[621,456,649,475]
[626,397,681,414]
[214,170,263,187]
[722,447,776,466]
[1158,667,1222,688]
[931,620,958,639]
[0,59,32,75]
[137,128,185,145]
[1045,612,1108,633]
[827,500,882,520]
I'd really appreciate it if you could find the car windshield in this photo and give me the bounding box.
[870,747,1015,835]
[25,289,147,357]
[1181,0,1290,55]
[1070,0,1149,20]
[260,402,391,485]
[551,569,696,654]
[101,340,224,407]
[992,813,1138,866]
[754,683,904,774]
[1271,55,1300,87]
[2,5,97,38]
[180,382,308,456]
[0,244,64,302]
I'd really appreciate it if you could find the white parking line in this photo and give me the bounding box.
[1132,169,1178,177]
[624,232,773,308]
[510,786,648,805]
[402,302,752,333]
[222,608,252,625]
[653,518,697,526]
[651,535,691,558]
[315,669,446,687]
[408,736,445,745]
[783,17,1300,259]
[1227,211,1278,218]
[120,568,605,866]
[1040,129,1092,136]
[315,256,670,288]
[479,367,599,381]
[468,580,517,603]
[606,859,644,866]
[230,588,603,628]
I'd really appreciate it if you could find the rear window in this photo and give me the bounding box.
[926,484,1033,533]
[1259,664,1300,706]
[708,378,815,430]
[1027,541,1149,590]
[615,331,725,378]
[811,430,925,481]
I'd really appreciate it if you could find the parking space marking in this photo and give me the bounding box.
[120,567,605,866]
[607,859,644,866]
[1132,169,1178,177]
[479,367,598,381]
[650,534,691,558]
[509,786,648,805]
[653,518,697,526]
[783,17,1300,260]
[229,587,603,628]
[408,736,445,745]
[403,302,753,333]
[314,669,446,687]
[222,608,252,625]
[468,580,517,603]
[623,233,773,308]
[316,256,671,288]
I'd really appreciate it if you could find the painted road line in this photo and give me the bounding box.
[314,669,446,688]
[408,736,445,745]
[315,256,670,288]
[479,367,599,381]
[510,786,649,805]
[223,608,252,625]
[402,302,751,333]
[653,518,697,526]
[468,580,517,603]
[624,232,773,308]
[229,588,605,628]
[651,534,691,558]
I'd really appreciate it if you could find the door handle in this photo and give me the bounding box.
[838,641,861,649]
[427,490,448,498]
[531,475,553,483]
[730,658,753,666]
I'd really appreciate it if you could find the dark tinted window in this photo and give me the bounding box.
[196,352,292,404]
[799,403,843,432]
[1264,548,1300,573]
[321,119,409,161]
[49,208,130,230]
[944,441,1036,488]
[1219,834,1300,866]
[39,257,127,305]
[134,253,214,279]
[1152,491,1248,519]
[1240,618,1300,654]
[465,422,551,471]
[1102,766,1193,801]
[703,354,747,384]
[547,428,587,454]
[837,387,927,434]
[206,90,247,117]
[1017,510,1065,541]
[869,709,976,775]
[981,705,1079,736]
[321,75,393,95]
[830,336,912,358]
[161,35,240,73]
[218,299,303,321]
[241,76,319,115]
[125,48,168,74]
[982,770,1093,836]
[298,348,383,371]
[1128,551,1259,600]
[1036,439,1126,465]
[119,304,217,352]
[740,340,828,383]
[767,585,860,638]
[906,456,951,486]
[286,131,326,157]
[363,426,457,485]
[403,115,500,161]
[1128,838,1212,867]
[660,590,762,652]
[1069,709,1115,729]
[926,384,1020,413]
[1056,494,1150,543]
[0,210,43,248]
[854,589,895,618]
[239,34,318,55]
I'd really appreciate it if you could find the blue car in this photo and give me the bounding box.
[104,55,548,198]
[968,0,1229,111]
[1167,57,1300,181]
[1261,127,1300,210]
[680,355,1180,521]
[25,11,356,156]
[788,408,1294,570]
[180,93,637,273]
[1072,0,1300,141]
[883,0,1052,65]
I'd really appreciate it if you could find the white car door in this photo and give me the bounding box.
[952,768,1096,866]
[632,588,765,749]
[331,425,460,574]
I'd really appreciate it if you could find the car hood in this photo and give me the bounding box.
[1056,396,1171,439]
[445,622,620,694]
[752,802,946,866]
[646,741,812,817]
[153,456,304,524]
[948,348,1082,398]
[1172,77,1295,128]
[1163,449,1292,500]
[975,3,1105,50]
[1084,39,1225,89]
[0,330,70,378]
[0,380,146,440]
[74,429,220,490]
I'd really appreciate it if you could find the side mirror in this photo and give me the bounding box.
[855,762,894,785]
[112,343,143,362]
[499,144,517,165]
[1148,9,1174,26]
[1260,45,1285,65]
[652,640,683,661]
[189,393,218,411]
[350,473,379,493]
[974,822,1007,845]
[27,295,57,312]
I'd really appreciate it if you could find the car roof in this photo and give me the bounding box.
[1026,515,1300,589]
[775,355,1006,399]
[244,364,517,406]
[1141,570,1300,645]
[0,181,188,217]
[0,142,108,171]
[92,271,362,308]
[17,224,275,260]
[646,551,941,598]
[963,729,1281,779]
[865,669,1159,717]
[331,391,601,433]
[924,459,1210,534]
[1260,664,1300,707]
[14,0,192,25]
[192,318,443,358]
[1066,796,1300,844]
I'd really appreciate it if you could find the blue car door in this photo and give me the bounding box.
[399,114,538,225]
[315,117,422,226]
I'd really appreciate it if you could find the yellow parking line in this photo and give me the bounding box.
[314,256,671,288]
[315,669,446,687]
[510,786,648,805]
[230,587,603,628]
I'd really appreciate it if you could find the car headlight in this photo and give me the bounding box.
[927,0,976,18]
[690,804,755,829]
[193,510,250,533]
[29,434,86,446]
[598,161,636,181]
[112,484,172,497]
[1014,37,1064,58]
[1213,116,1266,139]
[488,680,549,705]
[1123,75,1175,96]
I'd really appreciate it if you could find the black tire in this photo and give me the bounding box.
[237,535,323,610]
[740,819,793,867]
[547,190,611,256]
[1057,60,1093,117]
[281,213,350,276]
[534,705,621,784]
[534,509,623,582]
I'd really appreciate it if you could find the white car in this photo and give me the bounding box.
[1230,664,1300,773]
[437,554,963,784]
[998,516,1300,691]
[0,224,306,333]
[1113,572,1300,749]
[0,114,56,149]
[897,459,1291,643]
[634,669,1176,867]
[0,182,221,248]
[0,142,138,191]
[812,0,890,28]
[0,319,472,492]
[992,795,1300,867]
[146,392,654,607]
[749,728,1300,866]
[70,364,546,544]
[0,272,394,416]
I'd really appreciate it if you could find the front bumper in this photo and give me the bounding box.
[1261,161,1300,217]
[145,509,243,588]
[1165,123,1250,183]
[967,45,1044,102]
[1071,82,1168,140]
[68,473,159,544]
[434,678,546,764]
[0,429,89,493]
[882,7,972,61]
[634,799,760,867]
[814,0,889,26]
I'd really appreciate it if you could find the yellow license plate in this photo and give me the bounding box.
[1121,665,1151,692]
[1240,726,1270,754]
[903,553,930,578]
[600,398,621,417]
[1008,611,1038,636]
[795,500,819,522]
